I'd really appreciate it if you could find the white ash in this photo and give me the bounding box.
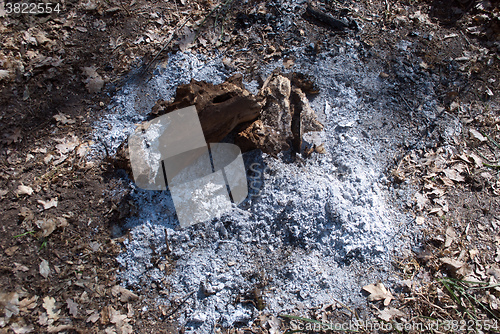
[92,42,454,332]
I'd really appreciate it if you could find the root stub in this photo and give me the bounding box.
[149,71,323,156]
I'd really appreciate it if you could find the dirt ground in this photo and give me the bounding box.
[0,0,499,333]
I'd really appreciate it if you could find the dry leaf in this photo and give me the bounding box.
[427,187,445,198]
[362,282,393,306]
[488,292,499,310]
[440,257,471,277]
[0,292,20,320]
[47,325,74,333]
[2,128,22,144]
[53,113,75,125]
[19,296,38,312]
[13,263,29,272]
[469,153,483,168]
[19,207,34,221]
[66,299,78,317]
[35,217,67,237]
[108,306,133,334]
[37,198,58,210]
[111,285,139,303]
[55,135,80,155]
[443,168,465,182]
[414,192,428,211]
[105,327,117,334]
[445,226,456,248]
[86,311,100,323]
[0,69,12,80]
[378,307,405,321]
[10,322,34,333]
[109,307,127,324]
[42,296,59,321]
[82,66,104,93]
[77,143,90,157]
[39,259,50,279]
[38,312,49,326]
[5,246,19,256]
[0,189,8,198]
[34,30,51,45]
[16,185,33,196]
[178,27,195,52]
[469,129,487,142]
[283,58,294,69]
[440,176,454,186]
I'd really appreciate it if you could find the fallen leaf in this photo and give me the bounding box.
[469,153,483,168]
[414,192,428,211]
[362,282,393,306]
[440,257,470,277]
[5,246,19,256]
[126,303,134,318]
[283,58,294,69]
[178,27,195,52]
[55,135,80,155]
[82,66,104,93]
[47,325,74,333]
[35,217,67,237]
[19,207,34,221]
[86,311,100,323]
[0,292,20,320]
[427,187,445,198]
[440,175,454,186]
[39,259,50,279]
[37,198,58,210]
[66,299,78,317]
[13,263,29,272]
[445,226,456,248]
[415,216,425,225]
[53,154,68,165]
[0,189,8,198]
[111,285,139,303]
[19,296,38,312]
[44,154,54,164]
[378,307,405,321]
[469,128,487,142]
[109,307,127,325]
[34,30,51,45]
[53,113,75,125]
[77,143,90,157]
[38,312,49,326]
[105,327,117,334]
[16,185,33,196]
[10,322,34,334]
[2,128,22,144]
[42,296,59,321]
[443,168,465,182]
[109,306,133,334]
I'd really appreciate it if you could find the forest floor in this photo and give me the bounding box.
[0,0,500,333]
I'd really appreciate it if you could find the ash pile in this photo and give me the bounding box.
[96,51,423,333]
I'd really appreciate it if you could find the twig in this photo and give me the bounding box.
[164,291,196,319]
[195,1,225,41]
[142,18,189,75]
[304,4,349,30]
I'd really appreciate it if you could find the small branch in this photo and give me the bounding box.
[142,18,189,75]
